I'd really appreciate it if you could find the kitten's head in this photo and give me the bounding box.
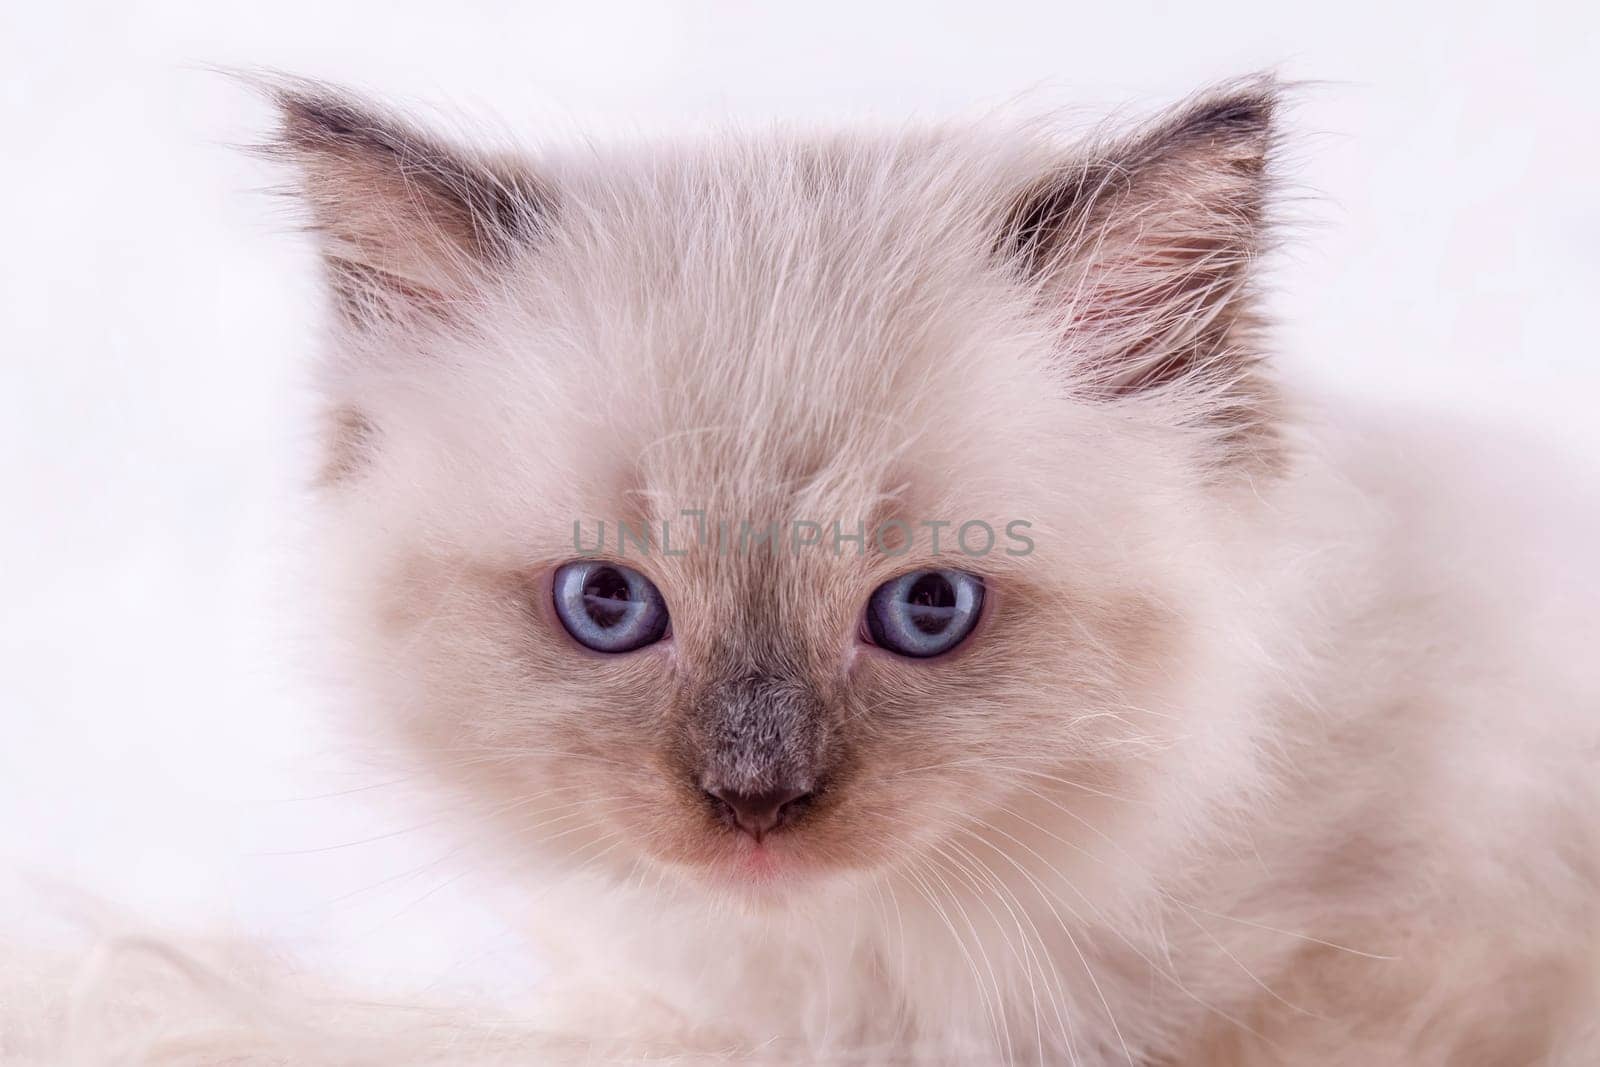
[271,78,1283,901]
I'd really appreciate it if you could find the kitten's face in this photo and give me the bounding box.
[284,82,1277,901]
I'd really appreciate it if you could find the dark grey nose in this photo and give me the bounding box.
[704,783,812,841]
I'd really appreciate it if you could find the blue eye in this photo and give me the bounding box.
[864,570,985,658]
[552,561,670,653]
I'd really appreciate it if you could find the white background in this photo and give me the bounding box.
[3,1,1597,998]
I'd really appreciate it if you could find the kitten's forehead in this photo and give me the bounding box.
[386,129,1076,579]
[520,133,1056,525]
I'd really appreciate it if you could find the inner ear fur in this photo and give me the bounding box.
[264,79,549,320]
[1001,78,1283,466]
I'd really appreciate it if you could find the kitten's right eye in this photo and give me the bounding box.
[552,561,670,653]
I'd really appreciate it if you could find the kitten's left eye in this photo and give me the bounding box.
[552,561,670,653]
[863,569,985,658]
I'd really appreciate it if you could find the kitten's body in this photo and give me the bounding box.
[13,79,1597,1065]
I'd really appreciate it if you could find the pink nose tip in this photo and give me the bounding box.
[704,784,812,841]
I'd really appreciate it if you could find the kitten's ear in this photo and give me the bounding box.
[1002,79,1280,445]
[264,81,546,319]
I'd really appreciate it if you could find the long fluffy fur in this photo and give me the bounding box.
[13,76,1599,1064]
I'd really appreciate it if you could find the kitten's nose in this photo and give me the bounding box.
[703,783,812,841]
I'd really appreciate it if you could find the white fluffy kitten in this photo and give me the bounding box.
[18,76,1599,1065]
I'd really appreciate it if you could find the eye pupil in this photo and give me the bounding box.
[904,573,959,634]
[587,568,630,601]
[583,567,634,626]
[907,573,953,608]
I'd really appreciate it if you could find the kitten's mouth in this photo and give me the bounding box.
[673,819,816,893]
[697,837,804,899]
[728,838,782,879]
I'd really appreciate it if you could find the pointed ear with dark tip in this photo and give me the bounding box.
[1001,80,1280,445]
[265,83,547,320]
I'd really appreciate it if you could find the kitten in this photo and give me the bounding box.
[24,75,1595,1065]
